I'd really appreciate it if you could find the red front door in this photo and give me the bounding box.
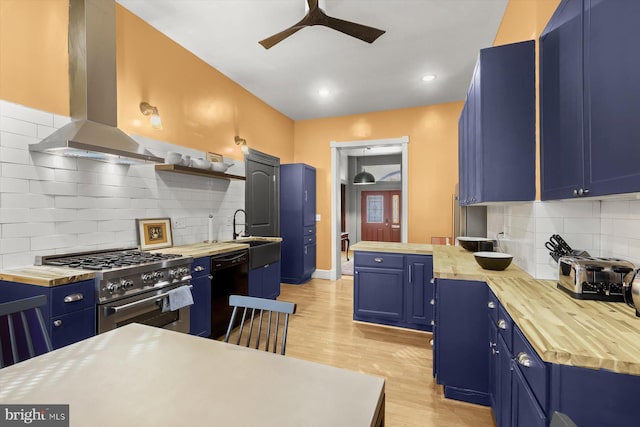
[361,190,401,242]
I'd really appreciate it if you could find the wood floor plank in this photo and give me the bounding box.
[276,277,495,427]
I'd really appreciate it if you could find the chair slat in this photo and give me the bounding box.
[0,295,52,369]
[224,295,296,356]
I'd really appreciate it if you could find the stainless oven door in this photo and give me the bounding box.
[98,282,191,334]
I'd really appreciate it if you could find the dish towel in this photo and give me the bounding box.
[162,286,194,312]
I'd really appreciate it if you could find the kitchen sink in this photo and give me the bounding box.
[243,240,281,270]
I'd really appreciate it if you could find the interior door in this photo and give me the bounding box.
[361,191,401,242]
[245,150,280,237]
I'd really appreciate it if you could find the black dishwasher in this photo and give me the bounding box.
[210,250,249,338]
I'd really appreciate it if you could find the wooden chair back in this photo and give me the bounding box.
[0,295,53,368]
[224,295,296,355]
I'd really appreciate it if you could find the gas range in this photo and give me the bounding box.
[36,248,193,303]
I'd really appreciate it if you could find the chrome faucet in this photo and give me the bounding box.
[233,209,247,240]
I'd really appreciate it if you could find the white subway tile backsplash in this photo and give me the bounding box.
[0,238,29,254]
[0,131,37,149]
[0,146,30,164]
[30,180,77,196]
[0,101,243,269]
[602,200,630,219]
[0,101,54,126]
[0,177,29,194]
[31,234,78,251]
[0,116,38,137]
[2,163,56,181]
[563,217,600,234]
[3,222,55,238]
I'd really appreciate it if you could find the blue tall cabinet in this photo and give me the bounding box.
[541,0,640,199]
[458,40,536,205]
[280,164,316,284]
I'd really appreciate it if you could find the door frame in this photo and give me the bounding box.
[329,136,409,280]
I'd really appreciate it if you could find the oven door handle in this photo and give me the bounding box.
[107,285,192,314]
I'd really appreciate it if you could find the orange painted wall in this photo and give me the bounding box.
[0,1,294,162]
[0,0,69,116]
[294,102,462,270]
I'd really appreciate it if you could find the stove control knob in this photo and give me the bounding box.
[122,280,134,290]
[153,271,164,280]
[168,269,178,279]
[142,273,153,281]
[179,267,189,277]
[106,282,120,294]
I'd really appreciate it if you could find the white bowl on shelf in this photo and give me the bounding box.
[191,158,210,169]
[165,151,182,165]
[211,162,230,172]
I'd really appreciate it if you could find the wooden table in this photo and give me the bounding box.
[0,324,385,426]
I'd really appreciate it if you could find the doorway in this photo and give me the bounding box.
[329,136,409,280]
[361,190,401,242]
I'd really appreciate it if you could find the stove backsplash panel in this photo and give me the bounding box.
[0,100,244,270]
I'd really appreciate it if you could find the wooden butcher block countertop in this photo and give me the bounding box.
[157,237,282,258]
[350,241,434,255]
[0,266,96,287]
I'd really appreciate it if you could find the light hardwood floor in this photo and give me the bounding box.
[278,277,494,427]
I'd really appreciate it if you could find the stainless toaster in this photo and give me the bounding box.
[557,256,636,301]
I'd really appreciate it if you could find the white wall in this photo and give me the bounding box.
[488,198,640,280]
[0,100,245,270]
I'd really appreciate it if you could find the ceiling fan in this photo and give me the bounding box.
[259,0,386,49]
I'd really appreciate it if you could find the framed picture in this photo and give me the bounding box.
[136,218,173,250]
[206,152,223,163]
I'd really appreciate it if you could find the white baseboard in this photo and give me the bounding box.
[312,269,332,280]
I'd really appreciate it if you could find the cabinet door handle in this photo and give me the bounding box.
[53,320,62,327]
[497,319,507,330]
[63,293,84,303]
[516,352,531,368]
[488,301,495,309]
[430,320,435,326]
[409,265,412,283]
[430,278,435,284]
[194,266,205,272]
[208,275,213,280]
[573,189,578,196]
[305,190,308,201]
[430,299,435,305]
[374,257,383,263]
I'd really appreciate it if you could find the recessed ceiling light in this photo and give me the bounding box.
[421,74,437,82]
[318,88,331,97]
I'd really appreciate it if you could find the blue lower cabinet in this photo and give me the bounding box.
[434,279,489,406]
[511,362,546,427]
[189,257,212,337]
[0,279,96,351]
[496,333,513,427]
[353,252,433,331]
[249,262,281,300]
[354,267,404,321]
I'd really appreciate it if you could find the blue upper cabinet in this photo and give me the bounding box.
[458,40,536,205]
[541,0,640,199]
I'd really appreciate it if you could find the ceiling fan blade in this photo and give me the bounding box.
[324,15,385,44]
[259,25,306,49]
[307,0,318,10]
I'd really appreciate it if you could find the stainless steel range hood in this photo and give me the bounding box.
[29,0,162,164]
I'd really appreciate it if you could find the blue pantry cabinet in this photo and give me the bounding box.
[458,40,536,205]
[541,0,640,199]
[280,164,316,284]
[353,251,433,332]
[188,256,212,337]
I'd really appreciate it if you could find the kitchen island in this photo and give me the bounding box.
[0,323,385,427]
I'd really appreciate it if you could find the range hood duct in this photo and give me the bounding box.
[29,0,162,164]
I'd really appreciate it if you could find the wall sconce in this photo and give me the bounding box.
[235,135,249,154]
[139,102,163,130]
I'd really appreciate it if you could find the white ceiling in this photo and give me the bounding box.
[117,0,509,121]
